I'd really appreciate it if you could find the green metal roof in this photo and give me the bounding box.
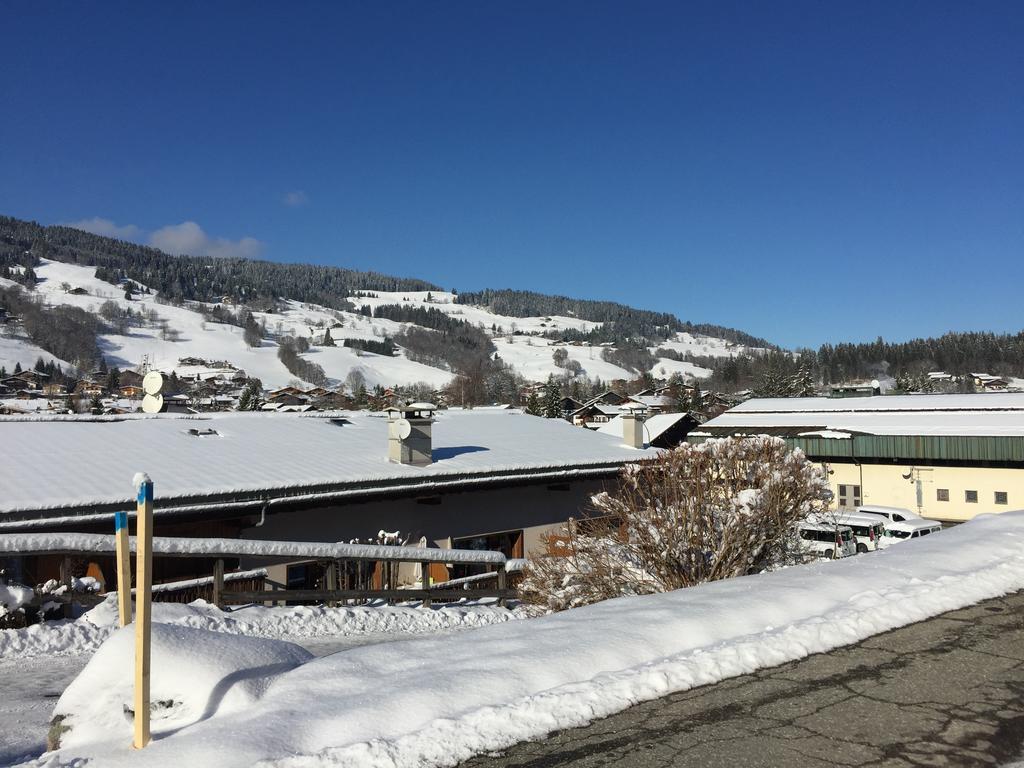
[688,432,1024,463]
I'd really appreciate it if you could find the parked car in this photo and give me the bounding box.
[797,522,858,560]
[834,512,887,553]
[855,505,921,524]
[878,519,944,548]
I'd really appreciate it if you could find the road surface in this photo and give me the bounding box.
[465,591,1024,768]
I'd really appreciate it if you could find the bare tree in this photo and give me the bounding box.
[520,436,832,613]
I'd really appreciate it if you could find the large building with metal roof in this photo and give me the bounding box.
[690,393,1024,522]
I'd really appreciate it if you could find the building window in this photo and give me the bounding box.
[995,491,1008,505]
[937,489,949,502]
[838,484,862,509]
[965,490,978,503]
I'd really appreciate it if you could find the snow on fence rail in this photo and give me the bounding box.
[0,532,506,565]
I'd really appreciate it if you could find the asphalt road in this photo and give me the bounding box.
[465,591,1024,768]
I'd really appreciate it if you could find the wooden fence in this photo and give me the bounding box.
[0,533,514,612]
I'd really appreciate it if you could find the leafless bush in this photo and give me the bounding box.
[520,436,832,613]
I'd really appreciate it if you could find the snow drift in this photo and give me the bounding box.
[51,624,312,750]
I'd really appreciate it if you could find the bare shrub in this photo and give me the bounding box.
[519,436,832,613]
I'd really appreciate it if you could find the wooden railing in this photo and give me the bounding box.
[0,533,514,611]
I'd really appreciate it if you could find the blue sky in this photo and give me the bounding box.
[1,2,1021,349]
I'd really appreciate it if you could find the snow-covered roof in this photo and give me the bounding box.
[701,393,1024,437]
[626,395,671,408]
[596,413,691,443]
[0,409,653,519]
[729,392,1024,413]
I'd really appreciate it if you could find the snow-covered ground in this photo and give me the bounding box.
[494,335,635,382]
[0,600,520,765]
[15,510,1024,768]
[0,332,71,375]
[2,260,737,388]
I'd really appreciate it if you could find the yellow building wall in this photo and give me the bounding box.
[823,462,1024,522]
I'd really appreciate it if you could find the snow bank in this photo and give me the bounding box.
[52,624,312,749]
[39,510,1024,768]
[0,532,506,564]
[0,581,33,615]
[0,599,520,660]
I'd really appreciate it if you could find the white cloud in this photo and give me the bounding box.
[283,190,309,207]
[62,217,141,240]
[148,221,264,260]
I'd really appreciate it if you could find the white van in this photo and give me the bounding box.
[855,505,921,524]
[834,513,887,553]
[797,523,858,560]
[879,519,944,548]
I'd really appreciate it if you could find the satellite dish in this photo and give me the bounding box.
[142,393,164,414]
[143,371,164,395]
[396,418,412,439]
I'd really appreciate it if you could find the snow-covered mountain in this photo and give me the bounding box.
[0,258,759,390]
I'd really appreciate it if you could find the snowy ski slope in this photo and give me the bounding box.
[0,260,750,388]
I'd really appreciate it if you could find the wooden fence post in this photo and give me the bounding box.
[325,561,337,607]
[115,511,132,627]
[497,564,508,608]
[421,561,431,608]
[212,558,225,610]
[133,473,154,750]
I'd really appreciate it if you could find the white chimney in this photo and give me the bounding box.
[387,402,436,466]
[621,403,647,449]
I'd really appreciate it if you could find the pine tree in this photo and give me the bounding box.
[14,362,22,374]
[789,363,816,397]
[525,391,541,416]
[690,384,703,413]
[542,376,562,418]
[107,367,121,392]
[237,380,262,410]
[322,328,336,347]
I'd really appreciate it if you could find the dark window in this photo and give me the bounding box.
[937,489,949,502]
[838,484,862,509]
[996,491,1008,505]
[966,490,978,503]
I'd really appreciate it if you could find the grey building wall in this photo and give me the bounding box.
[238,476,612,566]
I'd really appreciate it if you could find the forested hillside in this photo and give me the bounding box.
[455,288,771,348]
[698,332,1024,394]
[0,216,440,310]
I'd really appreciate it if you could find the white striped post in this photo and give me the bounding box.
[132,473,154,750]
[115,511,132,627]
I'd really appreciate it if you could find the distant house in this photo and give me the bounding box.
[829,382,881,398]
[558,396,584,418]
[570,401,623,428]
[119,370,144,389]
[596,412,701,448]
[75,380,106,397]
[972,373,1009,390]
[66,286,88,296]
[119,385,145,398]
[624,394,672,414]
[13,370,49,388]
[268,392,309,407]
